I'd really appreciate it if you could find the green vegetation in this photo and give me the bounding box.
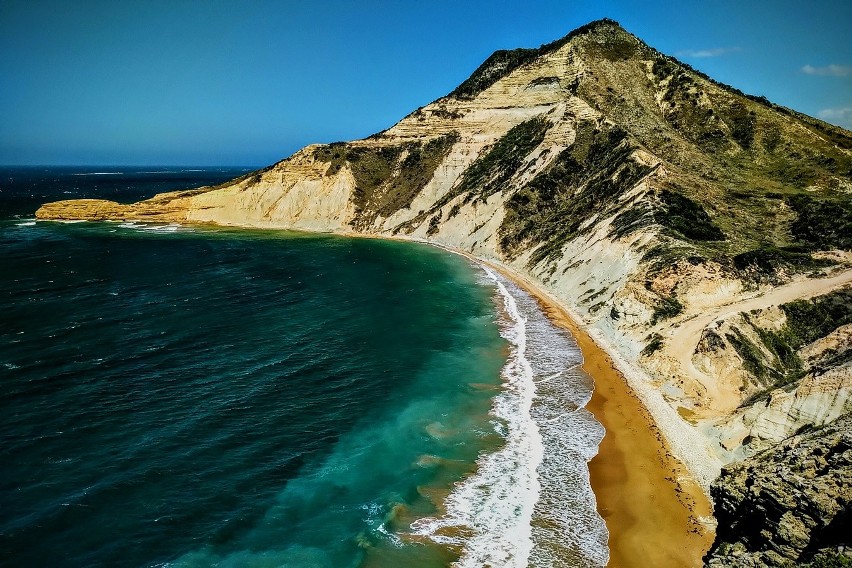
[394,117,550,235]
[431,106,464,120]
[207,164,275,191]
[379,134,459,216]
[726,329,777,385]
[449,18,622,99]
[456,117,550,199]
[499,122,653,265]
[656,189,725,241]
[609,202,655,239]
[767,159,822,188]
[781,288,852,347]
[787,195,852,251]
[639,244,694,277]
[587,36,637,61]
[641,333,664,356]
[426,214,440,236]
[733,247,835,283]
[737,289,851,405]
[313,133,458,229]
[720,102,757,149]
[651,295,683,324]
[753,325,802,373]
[805,552,852,568]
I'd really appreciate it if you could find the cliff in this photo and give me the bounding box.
[706,413,852,567]
[36,18,852,562]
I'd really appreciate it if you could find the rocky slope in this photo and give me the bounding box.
[37,18,852,562]
[706,413,852,567]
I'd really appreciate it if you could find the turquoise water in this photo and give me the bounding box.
[0,169,507,567]
[0,168,609,567]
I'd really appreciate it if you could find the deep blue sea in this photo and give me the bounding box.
[0,167,607,567]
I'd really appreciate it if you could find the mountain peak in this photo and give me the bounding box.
[448,18,635,100]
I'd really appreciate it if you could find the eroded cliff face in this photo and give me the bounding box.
[37,19,852,495]
[706,414,852,567]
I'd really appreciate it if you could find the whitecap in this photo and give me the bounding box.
[410,266,543,568]
[141,224,181,232]
[409,260,609,567]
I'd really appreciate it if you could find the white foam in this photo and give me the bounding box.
[118,222,184,233]
[71,172,123,175]
[410,266,543,568]
[141,224,181,232]
[498,276,609,567]
[15,221,36,226]
[410,259,610,567]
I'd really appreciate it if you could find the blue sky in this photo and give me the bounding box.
[1,0,850,166]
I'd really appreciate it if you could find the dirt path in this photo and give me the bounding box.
[665,268,852,412]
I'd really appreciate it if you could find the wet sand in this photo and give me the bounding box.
[488,264,714,567]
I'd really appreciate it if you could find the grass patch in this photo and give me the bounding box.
[651,295,683,324]
[455,117,550,199]
[449,19,622,99]
[656,189,726,241]
[738,289,851,405]
[641,333,664,356]
[787,194,852,251]
[610,201,655,239]
[781,288,852,347]
[733,246,835,283]
[394,117,549,234]
[804,552,852,568]
[726,329,776,384]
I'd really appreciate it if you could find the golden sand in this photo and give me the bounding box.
[489,264,714,567]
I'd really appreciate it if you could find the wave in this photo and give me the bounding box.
[410,266,543,567]
[501,272,609,567]
[118,222,186,233]
[410,263,609,567]
[71,172,123,176]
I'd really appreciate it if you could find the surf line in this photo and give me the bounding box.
[410,265,544,568]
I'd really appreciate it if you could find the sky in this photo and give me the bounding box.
[1,0,850,166]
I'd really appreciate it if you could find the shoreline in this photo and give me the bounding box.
[479,260,714,567]
[34,218,716,565]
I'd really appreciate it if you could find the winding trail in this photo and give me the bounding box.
[666,268,852,412]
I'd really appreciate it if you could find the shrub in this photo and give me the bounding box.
[657,189,726,241]
[651,296,683,324]
[787,195,852,251]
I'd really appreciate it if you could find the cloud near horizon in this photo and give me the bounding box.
[817,107,852,129]
[675,47,742,58]
[801,64,852,77]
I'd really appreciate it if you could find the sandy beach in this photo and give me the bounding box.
[485,261,714,567]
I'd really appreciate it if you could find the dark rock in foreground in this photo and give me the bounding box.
[706,413,852,567]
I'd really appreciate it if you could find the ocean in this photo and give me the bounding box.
[0,167,606,567]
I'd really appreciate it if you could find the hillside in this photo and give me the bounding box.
[37,18,852,564]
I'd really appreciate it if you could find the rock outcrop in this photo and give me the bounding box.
[706,413,852,567]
